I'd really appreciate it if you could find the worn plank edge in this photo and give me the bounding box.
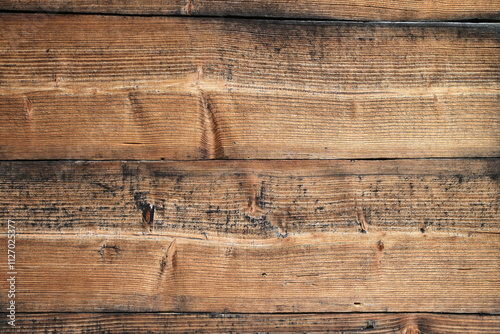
[1,312,499,333]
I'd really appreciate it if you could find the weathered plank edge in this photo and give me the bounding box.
[0,1,499,22]
[1,159,498,237]
[1,312,499,333]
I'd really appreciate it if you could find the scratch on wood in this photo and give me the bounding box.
[247,182,263,218]
[54,74,61,87]
[24,96,33,118]
[185,0,193,15]
[357,208,369,233]
[375,240,385,266]
[160,239,177,276]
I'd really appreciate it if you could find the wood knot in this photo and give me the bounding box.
[134,192,154,232]
[98,244,121,263]
[401,324,420,334]
[142,203,155,232]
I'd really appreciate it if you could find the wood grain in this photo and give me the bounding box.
[1,14,498,160]
[1,159,498,237]
[2,313,499,333]
[0,0,499,21]
[0,232,498,313]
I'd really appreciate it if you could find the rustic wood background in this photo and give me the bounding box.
[0,1,499,333]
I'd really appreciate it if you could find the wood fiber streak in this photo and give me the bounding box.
[1,160,498,237]
[0,0,499,21]
[0,232,498,313]
[1,313,499,333]
[1,15,499,159]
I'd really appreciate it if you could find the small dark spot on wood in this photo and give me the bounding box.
[262,273,267,277]
[159,256,167,274]
[377,240,384,252]
[420,222,427,233]
[362,319,376,330]
[134,192,154,231]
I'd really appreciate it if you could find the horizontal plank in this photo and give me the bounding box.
[1,159,498,237]
[1,15,499,159]
[2,313,499,333]
[0,232,498,313]
[0,0,499,21]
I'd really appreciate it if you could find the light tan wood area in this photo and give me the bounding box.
[0,232,498,313]
[1,15,498,159]
[0,0,499,21]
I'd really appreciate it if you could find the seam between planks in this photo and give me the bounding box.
[0,9,499,24]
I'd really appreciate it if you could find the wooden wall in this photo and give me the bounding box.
[0,1,499,333]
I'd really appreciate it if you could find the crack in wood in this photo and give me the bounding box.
[24,96,33,118]
[160,238,177,276]
[199,89,225,160]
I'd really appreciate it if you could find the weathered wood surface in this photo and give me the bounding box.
[1,313,499,333]
[0,0,499,21]
[0,232,498,313]
[1,15,499,160]
[1,159,498,237]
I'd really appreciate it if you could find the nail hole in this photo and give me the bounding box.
[354,302,362,306]
[262,273,267,277]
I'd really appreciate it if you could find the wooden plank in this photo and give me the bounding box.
[2,313,499,333]
[0,232,498,313]
[0,0,499,21]
[1,15,498,160]
[0,159,498,237]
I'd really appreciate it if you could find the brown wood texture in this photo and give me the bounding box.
[1,313,499,333]
[0,232,499,313]
[0,0,499,21]
[1,14,499,160]
[1,8,499,333]
[1,159,498,237]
